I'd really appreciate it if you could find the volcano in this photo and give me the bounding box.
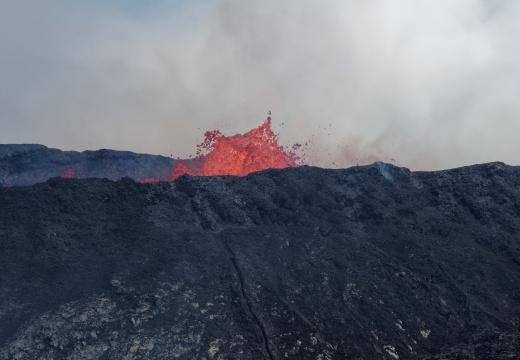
[0,159,519,359]
[1,114,302,187]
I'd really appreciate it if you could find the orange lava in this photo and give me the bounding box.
[139,178,159,183]
[140,112,302,182]
[62,166,83,179]
[62,168,75,178]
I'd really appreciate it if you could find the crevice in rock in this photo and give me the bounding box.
[224,242,275,360]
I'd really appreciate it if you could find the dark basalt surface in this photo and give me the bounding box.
[0,144,177,185]
[0,162,519,359]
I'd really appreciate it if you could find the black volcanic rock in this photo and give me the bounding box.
[0,144,178,186]
[0,162,519,359]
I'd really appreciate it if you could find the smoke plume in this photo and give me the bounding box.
[1,0,519,170]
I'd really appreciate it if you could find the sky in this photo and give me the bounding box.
[1,0,519,170]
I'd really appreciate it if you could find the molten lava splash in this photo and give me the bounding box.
[138,114,301,183]
[1,114,302,186]
[162,112,301,181]
[0,114,300,186]
[35,113,300,185]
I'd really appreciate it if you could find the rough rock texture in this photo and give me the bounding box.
[0,144,177,186]
[0,162,519,359]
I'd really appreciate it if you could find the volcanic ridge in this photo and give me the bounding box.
[0,150,519,359]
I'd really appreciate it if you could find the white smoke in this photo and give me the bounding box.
[0,0,519,170]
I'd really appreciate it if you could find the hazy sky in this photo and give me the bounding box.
[1,0,519,170]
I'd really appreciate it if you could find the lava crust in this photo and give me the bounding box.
[0,162,519,359]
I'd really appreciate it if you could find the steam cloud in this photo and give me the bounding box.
[1,0,519,170]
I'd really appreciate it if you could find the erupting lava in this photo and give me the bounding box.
[142,112,302,182]
[0,114,303,186]
[52,113,302,184]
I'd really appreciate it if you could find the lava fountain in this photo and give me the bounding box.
[142,112,303,182]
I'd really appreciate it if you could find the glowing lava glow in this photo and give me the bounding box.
[139,178,159,183]
[1,115,302,186]
[61,166,83,179]
[62,168,75,178]
[141,112,302,182]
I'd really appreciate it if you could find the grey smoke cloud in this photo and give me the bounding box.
[1,0,519,170]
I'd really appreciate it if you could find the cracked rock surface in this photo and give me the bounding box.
[0,162,519,359]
